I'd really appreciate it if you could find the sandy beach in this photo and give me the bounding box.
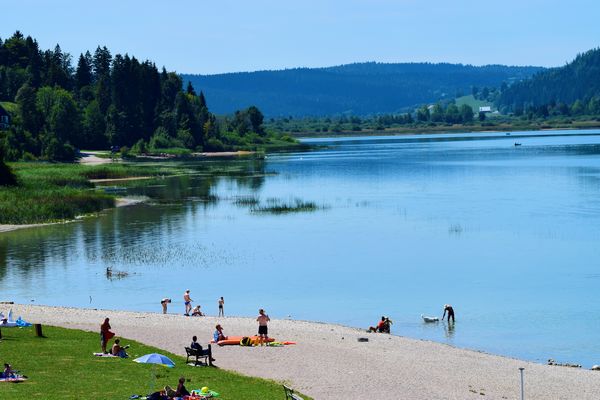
[4,304,600,400]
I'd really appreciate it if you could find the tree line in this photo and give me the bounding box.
[0,31,268,161]
[497,47,600,116]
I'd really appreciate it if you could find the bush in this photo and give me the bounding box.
[120,146,130,158]
[0,159,18,186]
[43,138,76,161]
[176,128,194,148]
[206,138,226,152]
[149,128,173,150]
[131,139,147,154]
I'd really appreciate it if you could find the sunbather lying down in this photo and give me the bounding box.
[0,363,27,381]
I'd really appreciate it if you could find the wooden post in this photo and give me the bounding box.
[35,323,43,337]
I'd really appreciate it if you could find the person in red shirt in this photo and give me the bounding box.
[368,316,387,333]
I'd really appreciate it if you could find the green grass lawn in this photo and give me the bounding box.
[0,325,305,400]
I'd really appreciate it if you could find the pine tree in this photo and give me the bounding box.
[186,81,196,96]
[75,52,93,90]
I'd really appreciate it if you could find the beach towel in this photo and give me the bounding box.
[93,352,117,357]
[191,388,220,398]
[0,377,27,383]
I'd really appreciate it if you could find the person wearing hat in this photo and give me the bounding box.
[442,304,455,323]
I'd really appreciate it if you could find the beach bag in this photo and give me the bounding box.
[240,337,252,346]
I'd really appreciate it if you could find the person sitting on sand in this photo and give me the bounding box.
[368,316,387,333]
[381,317,393,333]
[442,304,455,323]
[213,324,227,342]
[160,298,171,314]
[191,305,204,316]
[176,377,190,397]
[111,338,129,358]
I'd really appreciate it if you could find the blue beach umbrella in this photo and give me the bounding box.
[134,353,175,394]
[134,353,175,367]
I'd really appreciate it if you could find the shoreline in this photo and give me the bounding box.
[294,124,600,139]
[0,196,145,234]
[5,304,600,399]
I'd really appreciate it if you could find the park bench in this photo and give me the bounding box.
[283,385,304,400]
[185,344,213,366]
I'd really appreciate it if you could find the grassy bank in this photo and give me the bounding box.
[0,163,176,225]
[0,325,304,400]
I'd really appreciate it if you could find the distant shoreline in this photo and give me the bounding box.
[6,303,600,400]
[293,123,600,139]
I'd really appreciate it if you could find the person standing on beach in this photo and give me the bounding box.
[256,308,270,346]
[183,290,192,316]
[218,297,224,317]
[442,304,455,323]
[161,298,171,314]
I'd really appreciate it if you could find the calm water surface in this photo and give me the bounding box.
[2,129,600,366]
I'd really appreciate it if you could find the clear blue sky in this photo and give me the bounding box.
[2,0,598,74]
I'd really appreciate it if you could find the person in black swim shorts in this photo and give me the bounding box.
[256,309,270,346]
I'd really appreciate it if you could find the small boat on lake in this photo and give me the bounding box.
[514,142,522,146]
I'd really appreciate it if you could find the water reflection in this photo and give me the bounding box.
[0,159,268,280]
[2,131,600,367]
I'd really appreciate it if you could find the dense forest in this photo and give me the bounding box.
[498,48,600,116]
[183,63,543,117]
[0,31,276,161]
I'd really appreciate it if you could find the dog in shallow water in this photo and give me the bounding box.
[421,314,440,323]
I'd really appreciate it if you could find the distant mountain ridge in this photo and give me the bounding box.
[183,62,543,117]
[498,48,600,110]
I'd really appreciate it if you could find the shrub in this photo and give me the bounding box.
[131,139,147,154]
[0,159,18,186]
[206,138,226,152]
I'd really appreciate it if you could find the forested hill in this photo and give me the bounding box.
[0,31,273,161]
[183,63,543,117]
[498,48,600,111]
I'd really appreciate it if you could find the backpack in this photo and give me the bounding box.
[240,337,252,346]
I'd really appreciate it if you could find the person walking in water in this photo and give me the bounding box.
[256,309,270,346]
[218,297,224,317]
[183,290,193,316]
[161,298,171,314]
[442,304,455,323]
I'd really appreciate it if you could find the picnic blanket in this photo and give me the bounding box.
[93,352,117,357]
[0,376,27,383]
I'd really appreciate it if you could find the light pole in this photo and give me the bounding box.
[519,367,525,400]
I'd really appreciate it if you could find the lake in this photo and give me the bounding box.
[2,129,600,367]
